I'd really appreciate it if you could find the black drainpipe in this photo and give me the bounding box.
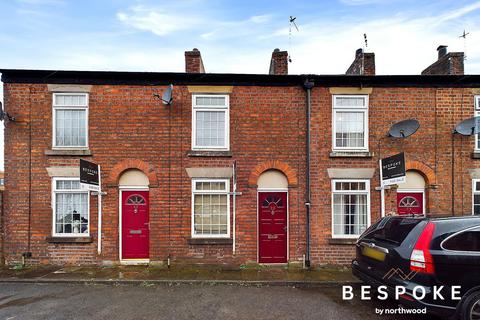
[303,79,314,268]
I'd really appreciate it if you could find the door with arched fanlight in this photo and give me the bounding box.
[396,170,426,216]
[119,169,150,261]
[257,170,288,263]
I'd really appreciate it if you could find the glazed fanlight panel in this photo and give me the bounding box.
[262,195,285,215]
[396,192,424,215]
[398,196,419,208]
[126,195,146,205]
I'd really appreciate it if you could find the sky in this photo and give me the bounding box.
[1,0,480,168]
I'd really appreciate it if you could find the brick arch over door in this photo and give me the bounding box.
[405,160,436,186]
[248,160,298,187]
[107,159,158,187]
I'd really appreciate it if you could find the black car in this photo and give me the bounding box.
[352,215,480,320]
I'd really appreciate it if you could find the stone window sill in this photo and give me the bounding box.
[46,236,93,243]
[472,152,480,159]
[45,149,93,156]
[329,151,374,158]
[187,238,233,245]
[187,150,233,157]
[328,238,357,245]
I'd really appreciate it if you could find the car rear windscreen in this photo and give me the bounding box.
[365,218,422,244]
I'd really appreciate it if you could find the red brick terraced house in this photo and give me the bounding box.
[1,46,480,266]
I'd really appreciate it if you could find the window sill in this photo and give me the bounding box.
[187,150,233,157]
[329,151,373,158]
[328,238,357,245]
[46,236,93,243]
[472,152,480,159]
[45,149,93,156]
[187,238,233,245]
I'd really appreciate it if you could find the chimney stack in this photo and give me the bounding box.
[346,48,375,75]
[269,48,288,75]
[421,45,464,75]
[185,48,205,73]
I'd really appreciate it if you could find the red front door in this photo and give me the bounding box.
[397,192,424,216]
[258,192,287,263]
[122,190,149,259]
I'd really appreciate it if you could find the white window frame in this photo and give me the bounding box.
[475,96,480,151]
[472,179,480,215]
[191,178,231,239]
[331,179,371,239]
[332,95,369,152]
[51,177,90,237]
[191,94,230,150]
[52,92,89,149]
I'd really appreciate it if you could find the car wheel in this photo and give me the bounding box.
[462,291,480,320]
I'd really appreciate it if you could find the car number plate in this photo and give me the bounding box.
[362,246,386,262]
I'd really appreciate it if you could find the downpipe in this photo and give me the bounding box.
[303,79,314,268]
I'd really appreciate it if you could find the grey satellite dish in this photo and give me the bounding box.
[453,116,480,135]
[152,84,173,105]
[0,102,15,122]
[161,84,173,105]
[388,119,420,138]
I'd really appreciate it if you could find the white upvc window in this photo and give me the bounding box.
[331,179,370,238]
[52,93,89,148]
[472,179,480,215]
[52,177,90,237]
[332,95,369,151]
[475,96,480,151]
[192,94,230,150]
[191,179,230,238]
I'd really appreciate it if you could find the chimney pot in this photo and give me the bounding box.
[437,45,448,60]
[355,48,363,56]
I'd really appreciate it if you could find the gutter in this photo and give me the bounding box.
[303,79,314,268]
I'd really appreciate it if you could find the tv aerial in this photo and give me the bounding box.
[153,84,173,105]
[459,29,470,60]
[387,119,420,138]
[453,116,480,135]
[0,102,16,122]
[288,16,299,63]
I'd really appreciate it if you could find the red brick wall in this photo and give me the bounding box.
[2,82,479,266]
[309,86,478,265]
[3,83,306,265]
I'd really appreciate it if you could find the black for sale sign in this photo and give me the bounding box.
[80,159,100,191]
[381,152,406,186]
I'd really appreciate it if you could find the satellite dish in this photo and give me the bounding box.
[152,84,173,105]
[161,84,173,105]
[0,102,15,122]
[388,119,420,138]
[453,116,480,135]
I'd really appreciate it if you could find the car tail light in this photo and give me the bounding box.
[410,222,436,274]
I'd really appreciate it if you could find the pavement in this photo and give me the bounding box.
[0,265,441,319]
[0,282,439,320]
[0,265,359,285]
